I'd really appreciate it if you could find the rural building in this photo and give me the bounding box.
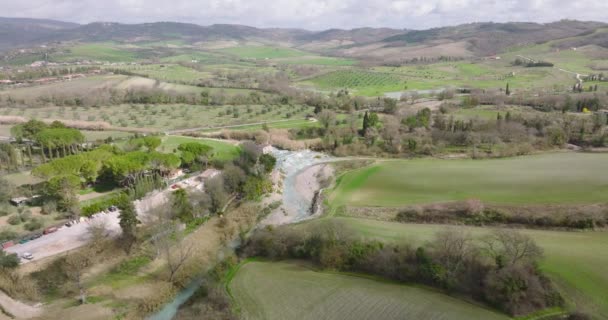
[9,197,29,206]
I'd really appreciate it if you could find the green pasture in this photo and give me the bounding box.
[329,153,608,207]
[158,136,240,161]
[324,217,608,318]
[52,43,139,63]
[231,260,509,320]
[215,45,308,59]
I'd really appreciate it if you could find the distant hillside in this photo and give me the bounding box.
[0,17,79,51]
[380,20,607,56]
[0,17,607,62]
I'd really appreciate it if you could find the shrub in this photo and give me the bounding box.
[7,215,22,225]
[0,229,17,241]
[24,218,43,231]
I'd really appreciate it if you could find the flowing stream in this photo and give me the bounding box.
[148,147,331,320]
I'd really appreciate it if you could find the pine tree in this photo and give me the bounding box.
[505,83,511,96]
[117,193,140,255]
[505,111,512,122]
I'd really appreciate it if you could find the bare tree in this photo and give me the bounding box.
[483,229,543,268]
[152,222,194,283]
[317,109,336,132]
[64,250,91,304]
[87,219,109,253]
[432,229,474,286]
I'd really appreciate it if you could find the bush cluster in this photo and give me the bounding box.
[243,223,563,317]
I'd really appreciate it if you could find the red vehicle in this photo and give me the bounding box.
[43,226,58,235]
[2,241,14,249]
[171,184,180,190]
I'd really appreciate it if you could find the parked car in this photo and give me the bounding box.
[43,226,58,235]
[18,239,29,244]
[21,252,33,260]
[108,205,118,212]
[65,221,73,227]
[1,241,14,249]
[31,233,42,239]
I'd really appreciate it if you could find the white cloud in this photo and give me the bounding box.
[0,0,607,29]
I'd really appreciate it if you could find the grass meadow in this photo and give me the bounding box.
[230,260,509,320]
[215,45,309,59]
[329,153,608,207]
[158,136,240,161]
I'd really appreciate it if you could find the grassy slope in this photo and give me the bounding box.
[330,153,608,206]
[159,136,240,161]
[331,217,608,318]
[231,260,509,320]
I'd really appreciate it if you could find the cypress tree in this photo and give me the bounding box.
[505,83,511,96]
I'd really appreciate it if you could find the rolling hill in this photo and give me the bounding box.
[0,17,607,63]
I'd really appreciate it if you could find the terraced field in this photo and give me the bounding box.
[231,260,509,320]
[330,153,608,207]
[324,217,608,318]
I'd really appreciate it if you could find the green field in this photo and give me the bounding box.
[326,217,608,318]
[330,153,608,207]
[304,70,408,95]
[279,57,357,66]
[231,260,509,320]
[302,60,575,96]
[451,105,543,120]
[52,43,139,62]
[158,136,240,161]
[216,46,308,59]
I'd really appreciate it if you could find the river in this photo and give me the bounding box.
[148,147,332,320]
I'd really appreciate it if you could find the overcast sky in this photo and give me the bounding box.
[1,0,607,30]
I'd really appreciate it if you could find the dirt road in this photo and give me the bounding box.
[0,291,41,319]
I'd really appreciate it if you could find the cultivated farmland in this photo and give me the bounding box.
[231,260,509,320]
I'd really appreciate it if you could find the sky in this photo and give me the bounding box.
[1,0,607,30]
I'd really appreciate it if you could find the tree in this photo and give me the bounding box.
[258,153,276,174]
[243,176,272,201]
[142,136,161,152]
[362,111,370,134]
[0,250,20,269]
[46,175,80,213]
[431,229,473,289]
[206,176,228,214]
[116,193,140,254]
[222,164,246,193]
[64,250,92,304]
[155,223,194,283]
[0,177,15,203]
[0,143,19,171]
[483,229,543,268]
[317,109,336,132]
[506,83,511,96]
[172,188,194,222]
